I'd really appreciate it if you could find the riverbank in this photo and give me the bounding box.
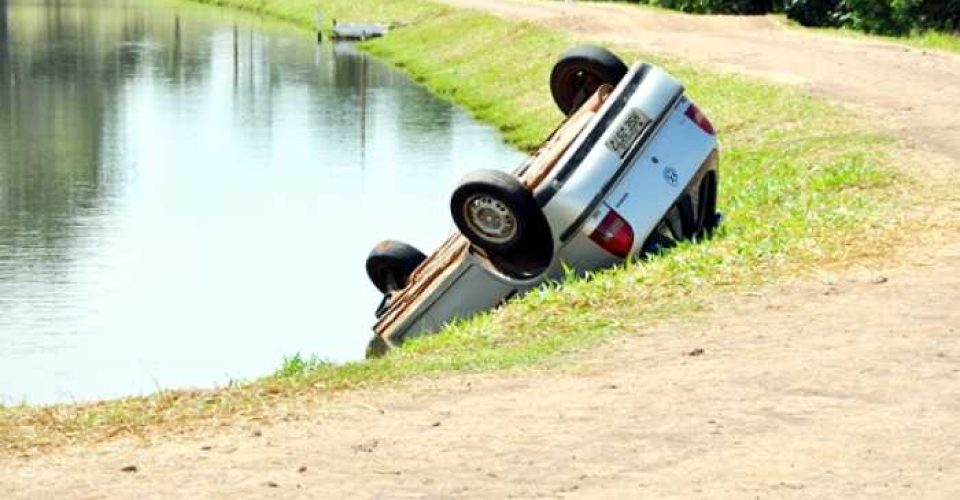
[0,0,939,454]
[5,254,959,496]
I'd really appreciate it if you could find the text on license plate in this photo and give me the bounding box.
[605,109,651,158]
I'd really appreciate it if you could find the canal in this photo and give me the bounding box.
[0,0,524,404]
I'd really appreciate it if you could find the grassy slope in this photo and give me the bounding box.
[0,0,909,453]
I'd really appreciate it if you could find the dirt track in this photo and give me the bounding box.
[3,2,960,498]
[443,0,960,164]
[4,251,960,498]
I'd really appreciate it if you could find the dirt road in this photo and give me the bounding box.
[3,250,960,498]
[3,2,960,498]
[443,0,960,164]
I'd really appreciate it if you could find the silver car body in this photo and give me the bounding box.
[372,62,718,350]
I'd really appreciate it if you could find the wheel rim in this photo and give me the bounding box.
[462,194,518,244]
[560,69,602,113]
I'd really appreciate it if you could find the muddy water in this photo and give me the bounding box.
[0,0,523,404]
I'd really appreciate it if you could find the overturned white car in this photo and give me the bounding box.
[366,46,720,354]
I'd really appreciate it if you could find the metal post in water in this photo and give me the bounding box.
[232,24,238,89]
[314,10,323,43]
[0,0,8,81]
[359,52,367,171]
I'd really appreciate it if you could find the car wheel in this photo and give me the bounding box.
[550,45,628,116]
[640,230,676,256]
[696,170,720,239]
[642,171,720,254]
[365,240,426,294]
[450,169,552,259]
[679,170,720,241]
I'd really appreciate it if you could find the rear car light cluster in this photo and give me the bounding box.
[685,103,715,136]
[590,209,634,258]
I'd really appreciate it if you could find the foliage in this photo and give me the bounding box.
[785,0,842,26]
[629,0,959,36]
[786,0,960,34]
[838,0,911,34]
[637,0,781,14]
[915,0,960,31]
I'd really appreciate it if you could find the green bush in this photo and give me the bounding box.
[785,0,960,34]
[910,0,960,31]
[838,0,910,34]
[637,0,779,14]
[632,0,959,34]
[785,0,842,26]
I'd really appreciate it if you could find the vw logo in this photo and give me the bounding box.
[663,166,679,187]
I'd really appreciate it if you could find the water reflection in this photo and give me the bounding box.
[0,0,522,404]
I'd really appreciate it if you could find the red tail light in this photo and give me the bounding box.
[590,209,634,259]
[685,102,715,136]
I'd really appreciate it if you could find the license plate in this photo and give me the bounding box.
[605,109,650,158]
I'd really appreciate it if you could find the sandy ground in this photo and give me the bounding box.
[3,250,959,498]
[3,2,960,498]
[442,0,960,164]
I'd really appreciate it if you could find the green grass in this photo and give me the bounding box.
[0,0,918,454]
[898,30,960,53]
[277,353,332,377]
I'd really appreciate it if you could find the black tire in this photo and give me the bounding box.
[640,231,676,256]
[676,194,698,240]
[550,45,628,115]
[641,171,720,255]
[696,170,720,239]
[365,240,426,294]
[450,169,552,259]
